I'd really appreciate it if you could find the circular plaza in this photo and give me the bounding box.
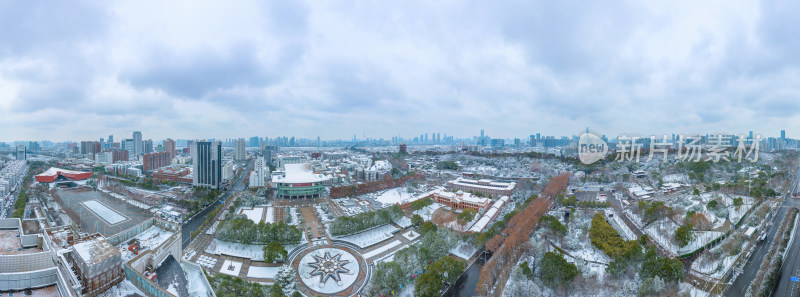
[291,244,369,297]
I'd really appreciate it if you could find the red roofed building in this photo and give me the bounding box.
[34,167,92,183]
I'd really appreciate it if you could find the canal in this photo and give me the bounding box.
[442,252,490,297]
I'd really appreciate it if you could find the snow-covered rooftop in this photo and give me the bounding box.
[273,163,330,183]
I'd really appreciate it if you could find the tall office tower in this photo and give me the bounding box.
[192,141,222,189]
[480,129,484,139]
[164,138,176,160]
[235,138,246,161]
[16,144,26,161]
[144,139,153,154]
[781,130,786,139]
[133,131,142,155]
[108,135,113,144]
[123,139,135,159]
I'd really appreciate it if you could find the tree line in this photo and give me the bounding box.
[215,213,302,245]
[329,205,403,236]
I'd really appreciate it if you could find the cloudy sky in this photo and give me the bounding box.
[1,0,798,142]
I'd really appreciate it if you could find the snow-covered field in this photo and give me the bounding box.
[394,216,412,228]
[645,219,723,255]
[692,253,738,278]
[362,240,403,259]
[413,203,443,221]
[374,187,416,205]
[206,239,299,261]
[82,200,127,224]
[449,243,477,260]
[238,207,264,222]
[247,266,280,279]
[332,224,398,248]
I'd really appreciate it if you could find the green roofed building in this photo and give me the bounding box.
[273,163,330,199]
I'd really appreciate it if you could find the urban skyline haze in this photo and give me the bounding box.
[1,1,799,141]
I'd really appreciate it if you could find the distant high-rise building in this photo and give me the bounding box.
[133,131,142,155]
[108,135,113,144]
[123,139,135,158]
[399,143,407,153]
[16,144,26,161]
[165,138,176,160]
[235,138,246,161]
[192,141,222,189]
[480,129,484,139]
[249,136,259,147]
[781,130,786,139]
[143,139,153,154]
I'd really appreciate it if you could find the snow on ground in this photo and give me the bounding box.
[449,243,477,260]
[298,248,360,294]
[373,187,416,205]
[238,206,265,223]
[609,209,637,240]
[393,216,412,228]
[265,206,274,223]
[413,203,443,221]
[663,174,689,183]
[363,240,403,259]
[97,279,145,297]
[220,260,243,276]
[97,186,151,210]
[247,266,280,279]
[644,219,723,255]
[82,200,127,224]
[729,204,753,225]
[569,245,611,264]
[680,283,710,297]
[332,224,398,248]
[375,245,410,264]
[644,219,679,255]
[693,253,737,278]
[207,239,277,261]
[401,230,420,241]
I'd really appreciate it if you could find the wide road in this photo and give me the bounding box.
[181,159,251,249]
[726,156,800,297]
[773,160,800,297]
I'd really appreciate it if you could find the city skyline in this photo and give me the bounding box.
[1,1,799,141]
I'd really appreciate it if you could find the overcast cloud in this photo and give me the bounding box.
[1,0,799,142]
